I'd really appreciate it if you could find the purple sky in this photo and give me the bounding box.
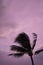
[0,0,43,65]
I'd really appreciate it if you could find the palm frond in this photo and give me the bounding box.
[32,40,37,50]
[32,33,37,50]
[32,33,37,37]
[8,53,24,57]
[35,49,43,55]
[8,53,14,56]
[15,32,31,50]
[13,53,24,57]
[10,45,27,52]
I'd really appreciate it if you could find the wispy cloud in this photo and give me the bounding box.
[0,0,43,49]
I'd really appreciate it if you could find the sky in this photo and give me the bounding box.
[0,0,43,65]
[0,51,43,65]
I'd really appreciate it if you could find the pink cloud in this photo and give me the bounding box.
[0,0,43,51]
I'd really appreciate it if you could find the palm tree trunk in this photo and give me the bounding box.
[30,56,34,65]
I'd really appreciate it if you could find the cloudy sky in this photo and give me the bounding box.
[0,0,43,65]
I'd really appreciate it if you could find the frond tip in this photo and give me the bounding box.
[32,33,37,50]
[35,49,43,55]
[10,45,26,52]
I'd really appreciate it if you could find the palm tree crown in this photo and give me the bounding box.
[9,32,43,65]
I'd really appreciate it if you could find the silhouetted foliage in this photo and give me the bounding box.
[11,45,27,52]
[15,32,31,50]
[9,53,24,57]
[35,49,43,55]
[9,32,43,65]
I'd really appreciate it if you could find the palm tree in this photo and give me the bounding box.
[9,32,43,65]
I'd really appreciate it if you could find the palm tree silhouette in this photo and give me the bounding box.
[9,32,43,65]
